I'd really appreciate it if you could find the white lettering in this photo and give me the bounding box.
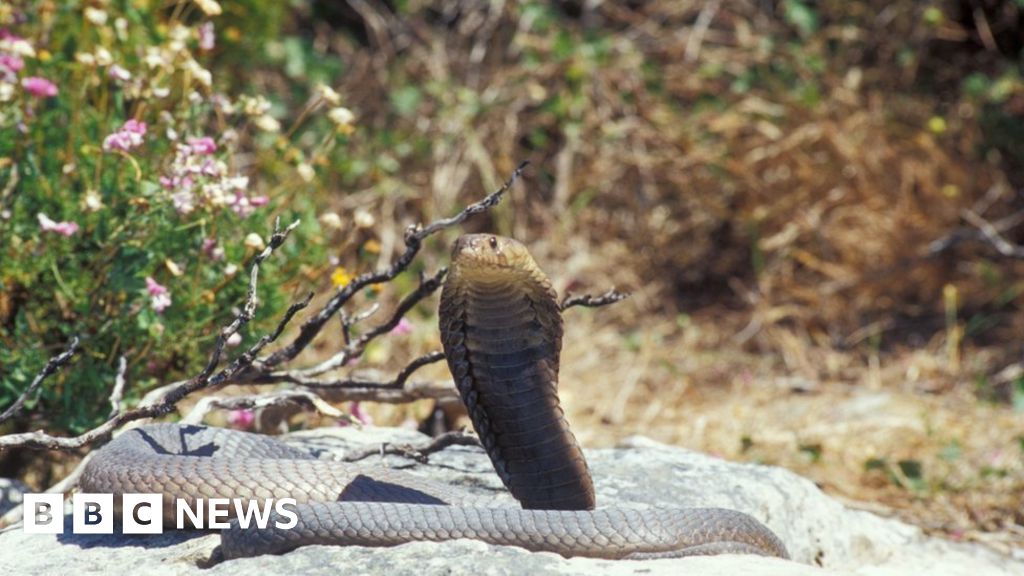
[123,493,163,534]
[274,498,298,530]
[207,498,231,529]
[232,498,273,529]
[72,493,113,534]
[23,494,63,534]
[176,498,203,529]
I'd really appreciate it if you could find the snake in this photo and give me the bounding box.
[78,233,789,561]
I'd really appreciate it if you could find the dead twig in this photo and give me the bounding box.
[560,288,630,311]
[341,429,481,463]
[962,210,1024,258]
[288,269,448,379]
[107,356,128,419]
[182,389,355,426]
[0,337,79,425]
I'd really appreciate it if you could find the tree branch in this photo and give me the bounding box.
[181,389,356,426]
[341,429,481,463]
[0,337,79,425]
[962,209,1024,258]
[286,269,447,379]
[560,288,630,311]
[261,161,528,368]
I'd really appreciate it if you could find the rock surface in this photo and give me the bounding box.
[0,426,1020,575]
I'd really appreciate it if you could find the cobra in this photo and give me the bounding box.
[79,234,788,560]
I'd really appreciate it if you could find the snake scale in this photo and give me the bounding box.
[79,234,788,561]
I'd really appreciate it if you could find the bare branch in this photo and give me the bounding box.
[181,389,357,426]
[253,351,449,396]
[291,269,447,379]
[560,288,630,311]
[200,218,302,381]
[341,429,480,463]
[262,161,528,368]
[963,210,1024,258]
[0,337,79,425]
[107,356,128,419]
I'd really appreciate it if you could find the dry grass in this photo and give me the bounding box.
[313,0,1024,554]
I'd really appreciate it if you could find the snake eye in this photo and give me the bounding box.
[488,236,498,249]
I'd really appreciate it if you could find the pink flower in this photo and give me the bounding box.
[198,22,216,51]
[108,64,131,82]
[202,237,225,261]
[349,402,373,425]
[171,190,195,215]
[145,276,172,313]
[228,409,255,429]
[37,213,79,236]
[21,76,57,98]
[186,136,217,155]
[225,332,242,347]
[389,317,413,336]
[0,54,23,74]
[145,276,168,296]
[103,119,147,153]
[122,119,146,135]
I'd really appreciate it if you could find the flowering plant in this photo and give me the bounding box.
[0,2,352,432]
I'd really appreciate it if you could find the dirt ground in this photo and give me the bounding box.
[356,277,1024,557]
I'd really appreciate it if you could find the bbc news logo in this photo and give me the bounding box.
[23,494,298,534]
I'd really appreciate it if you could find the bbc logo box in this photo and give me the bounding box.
[23,493,164,534]
[22,494,297,534]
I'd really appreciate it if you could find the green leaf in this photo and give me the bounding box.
[783,0,819,37]
[390,86,422,117]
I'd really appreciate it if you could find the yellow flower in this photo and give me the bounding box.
[331,267,353,288]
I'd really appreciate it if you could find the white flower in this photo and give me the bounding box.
[327,107,355,127]
[297,162,315,182]
[354,208,375,229]
[0,37,35,57]
[143,47,165,69]
[94,47,112,66]
[82,189,103,212]
[244,233,265,250]
[254,114,280,132]
[184,59,212,87]
[319,212,343,230]
[316,84,341,106]
[194,0,222,16]
[75,52,96,66]
[108,64,131,82]
[114,18,128,40]
[239,95,271,116]
[84,7,108,26]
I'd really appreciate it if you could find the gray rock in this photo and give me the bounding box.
[0,478,29,516]
[0,426,1019,576]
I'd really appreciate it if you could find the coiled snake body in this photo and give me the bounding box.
[79,234,788,560]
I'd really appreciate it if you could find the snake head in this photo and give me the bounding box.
[450,234,536,279]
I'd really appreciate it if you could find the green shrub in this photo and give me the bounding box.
[0,1,351,433]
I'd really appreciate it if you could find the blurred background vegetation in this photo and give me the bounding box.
[1,0,1022,554]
